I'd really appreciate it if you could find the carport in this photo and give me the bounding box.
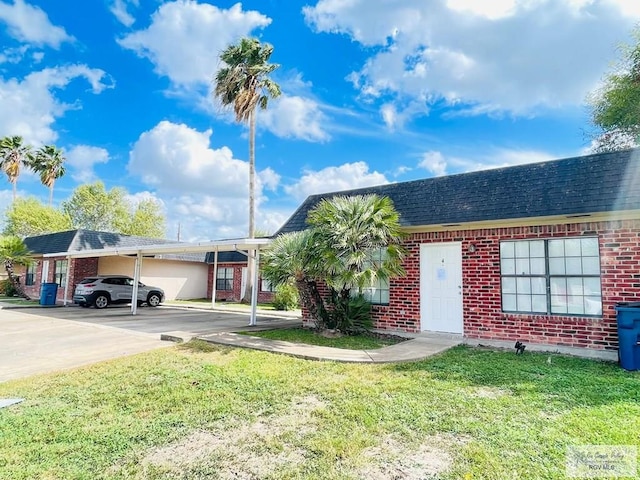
[42,238,271,326]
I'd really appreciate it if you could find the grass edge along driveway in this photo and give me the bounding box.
[0,342,638,479]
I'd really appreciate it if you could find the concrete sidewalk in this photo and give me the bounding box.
[198,331,462,363]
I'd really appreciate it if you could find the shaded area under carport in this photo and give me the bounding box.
[10,305,302,335]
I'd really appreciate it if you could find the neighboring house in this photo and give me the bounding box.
[277,149,640,353]
[20,229,275,305]
[205,251,276,304]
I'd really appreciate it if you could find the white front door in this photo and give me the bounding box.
[420,243,463,334]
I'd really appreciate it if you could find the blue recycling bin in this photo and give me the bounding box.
[614,302,640,371]
[39,282,58,306]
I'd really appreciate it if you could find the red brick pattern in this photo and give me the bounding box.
[22,257,99,302]
[302,220,640,351]
[206,263,275,303]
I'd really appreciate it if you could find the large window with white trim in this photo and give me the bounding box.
[216,267,234,291]
[359,249,390,306]
[500,238,602,316]
[54,260,68,288]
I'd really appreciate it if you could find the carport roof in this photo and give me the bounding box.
[41,237,271,259]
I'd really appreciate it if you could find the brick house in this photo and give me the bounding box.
[21,229,274,305]
[277,149,640,353]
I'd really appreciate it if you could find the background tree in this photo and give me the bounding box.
[32,145,66,206]
[61,181,165,237]
[116,198,166,238]
[0,235,33,299]
[214,37,281,302]
[0,136,34,201]
[3,197,72,238]
[589,27,640,152]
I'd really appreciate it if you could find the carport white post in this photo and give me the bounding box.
[130,252,143,315]
[211,250,218,309]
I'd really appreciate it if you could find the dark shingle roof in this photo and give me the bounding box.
[23,229,201,260]
[277,149,640,234]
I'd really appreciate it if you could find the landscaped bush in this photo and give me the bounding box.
[272,283,300,311]
[0,279,17,297]
[327,293,373,334]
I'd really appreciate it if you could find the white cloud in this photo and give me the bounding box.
[419,148,557,176]
[259,96,330,142]
[110,0,139,27]
[65,145,110,183]
[304,0,640,118]
[419,151,447,176]
[285,161,389,200]
[127,120,286,240]
[118,1,271,87]
[0,65,113,146]
[0,0,73,47]
[0,45,27,64]
[128,120,250,196]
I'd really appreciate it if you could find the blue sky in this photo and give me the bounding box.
[0,0,638,241]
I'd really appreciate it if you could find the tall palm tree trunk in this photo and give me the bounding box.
[242,109,256,303]
[49,184,54,207]
[12,181,17,202]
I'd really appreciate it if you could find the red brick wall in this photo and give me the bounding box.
[301,219,640,351]
[22,257,99,303]
[206,263,275,303]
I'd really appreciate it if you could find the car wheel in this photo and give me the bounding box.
[147,293,161,307]
[94,294,109,309]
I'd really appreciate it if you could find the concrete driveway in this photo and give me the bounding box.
[0,305,300,383]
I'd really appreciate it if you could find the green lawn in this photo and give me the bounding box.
[241,327,406,350]
[0,343,638,479]
[0,296,39,306]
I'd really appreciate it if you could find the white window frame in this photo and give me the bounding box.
[500,237,602,316]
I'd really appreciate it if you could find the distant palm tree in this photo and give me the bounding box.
[213,37,281,302]
[0,136,34,201]
[0,235,33,300]
[33,145,66,206]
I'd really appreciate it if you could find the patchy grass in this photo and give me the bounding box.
[0,343,638,479]
[241,327,406,350]
[0,296,39,306]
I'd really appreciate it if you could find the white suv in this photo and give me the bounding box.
[73,275,165,309]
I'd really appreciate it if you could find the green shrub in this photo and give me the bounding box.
[0,279,17,297]
[272,283,300,311]
[328,292,373,334]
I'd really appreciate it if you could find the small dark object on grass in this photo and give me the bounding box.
[514,341,526,354]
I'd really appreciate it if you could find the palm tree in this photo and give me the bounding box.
[213,37,281,302]
[0,235,33,300]
[261,230,328,326]
[307,194,407,299]
[262,194,407,330]
[33,145,66,206]
[0,136,34,201]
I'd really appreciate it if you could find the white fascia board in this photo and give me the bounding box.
[41,238,271,259]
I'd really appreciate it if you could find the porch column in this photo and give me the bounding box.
[211,250,218,309]
[249,249,259,326]
[62,255,71,306]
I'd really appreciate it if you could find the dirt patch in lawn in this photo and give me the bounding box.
[357,434,466,479]
[133,395,326,479]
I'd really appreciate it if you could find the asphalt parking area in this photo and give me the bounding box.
[9,304,300,335]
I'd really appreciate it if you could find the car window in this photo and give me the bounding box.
[80,278,99,284]
[124,278,134,287]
